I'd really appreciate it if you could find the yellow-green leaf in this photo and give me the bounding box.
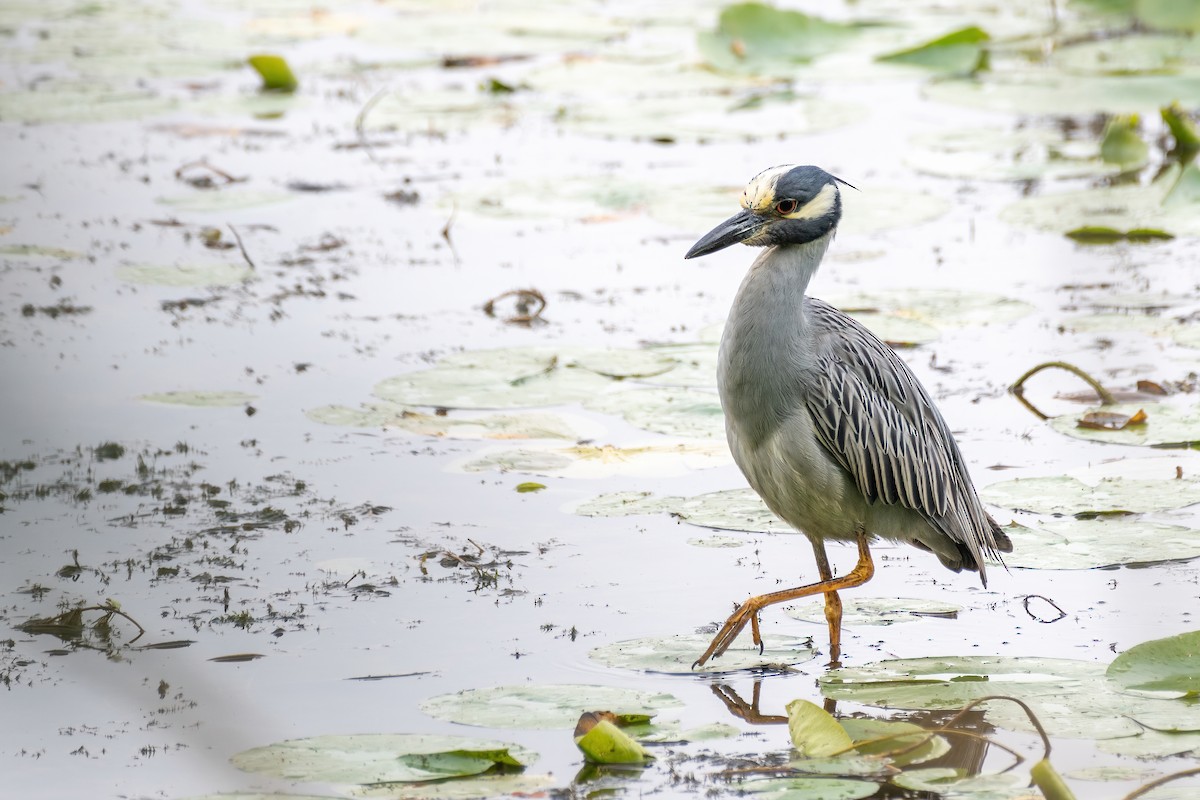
[248,54,298,92]
[786,699,854,757]
[574,719,654,764]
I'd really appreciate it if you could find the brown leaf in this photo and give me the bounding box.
[1076,408,1148,430]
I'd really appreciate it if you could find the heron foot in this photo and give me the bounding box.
[692,597,767,668]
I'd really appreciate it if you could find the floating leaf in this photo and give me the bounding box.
[247,54,297,92]
[419,684,682,729]
[981,472,1200,515]
[891,768,1033,798]
[877,26,990,74]
[140,391,256,407]
[785,597,961,627]
[584,387,725,439]
[156,190,295,212]
[1049,402,1200,447]
[839,718,950,767]
[1001,517,1200,569]
[515,482,546,493]
[926,72,1200,116]
[1079,408,1148,430]
[574,488,792,534]
[574,719,654,764]
[354,773,557,799]
[907,127,1119,182]
[589,634,816,674]
[452,441,730,479]
[697,3,858,75]
[787,699,854,757]
[1108,631,1200,696]
[116,261,253,287]
[1066,226,1173,243]
[825,288,1035,330]
[1137,0,1200,32]
[232,734,534,783]
[374,347,613,410]
[1163,102,1200,153]
[1099,114,1149,169]
[739,776,880,800]
[305,404,601,440]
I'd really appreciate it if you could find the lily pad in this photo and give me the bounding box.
[590,634,816,674]
[1099,114,1150,170]
[305,403,602,440]
[839,717,950,767]
[116,261,253,287]
[1108,631,1200,696]
[877,26,990,74]
[785,597,961,626]
[826,288,1035,330]
[353,774,558,800]
[231,733,535,784]
[451,441,730,479]
[981,473,1200,515]
[574,488,792,534]
[1002,163,1200,237]
[140,390,256,407]
[890,768,1034,798]
[374,348,614,410]
[419,684,682,729]
[584,387,726,439]
[697,3,859,75]
[906,126,1121,182]
[925,71,1200,116]
[787,699,854,757]
[739,776,879,800]
[1049,402,1200,447]
[156,189,295,212]
[1001,517,1200,569]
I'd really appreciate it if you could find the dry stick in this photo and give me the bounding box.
[1122,766,1200,800]
[227,224,256,271]
[79,604,146,644]
[1010,360,1118,420]
[1022,593,1067,623]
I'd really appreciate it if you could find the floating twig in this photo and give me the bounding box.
[227,224,256,271]
[1022,594,1068,623]
[174,159,246,189]
[483,288,547,325]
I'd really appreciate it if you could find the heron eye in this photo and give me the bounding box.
[775,199,798,215]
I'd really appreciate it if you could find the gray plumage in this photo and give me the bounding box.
[689,164,1011,586]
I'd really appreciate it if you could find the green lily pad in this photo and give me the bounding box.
[575,719,654,764]
[419,684,682,729]
[584,387,725,439]
[247,53,298,92]
[0,83,181,123]
[926,71,1200,116]
[787,699,854,757]
[1001,517,1200,569]
[634,721,741,743]
[353,773,558,800]
[1049,402,1200,447]
[1100,114,1150,169]
[638,344,719,388]
[1097,727,1200,758]
[374,347,614,410]
[1002,163,1200,237]
[305,403,601,440]
[826,288,1035,329]
[890,768,1033,798]
[589,634,816,674]
[877,26,990,74]
[698,3,859,75]
[572,349,679,379]
[840,312,940,347]
[116,261,254,287]
[156,189,295,212]
[0,243,83,260]
[1055,33,1200,76]
[452,441,730,479]
[785,597,961,626]
[739,776,879,800]
[839,717,950,767]
[140,390,256,407]
[574,488,792,534]
[231,733,534,783]
[1108,631,1200,696]
[1137,0,1200,32]
[981,472,1200,515]
[906,126,1120,182]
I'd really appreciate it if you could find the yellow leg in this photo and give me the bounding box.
[693,532,874,668]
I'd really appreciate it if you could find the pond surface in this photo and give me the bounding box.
[2,1,1200,799]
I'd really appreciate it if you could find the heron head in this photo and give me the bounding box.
[684,165,853,259]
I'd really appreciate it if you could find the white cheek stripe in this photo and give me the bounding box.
[783,182,837,221]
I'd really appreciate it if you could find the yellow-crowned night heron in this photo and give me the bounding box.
[685,165,1012,668]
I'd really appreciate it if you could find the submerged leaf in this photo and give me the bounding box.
[1000,516,1200,570]
[1108,631,1200,696]
[981,472,1200,515]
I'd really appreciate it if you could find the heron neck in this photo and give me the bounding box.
[752,233,833,299]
